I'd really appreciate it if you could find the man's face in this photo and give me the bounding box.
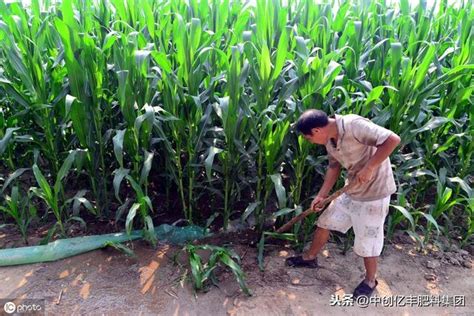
[302,127,328,145]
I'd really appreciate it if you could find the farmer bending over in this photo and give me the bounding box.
[286,109,401,298]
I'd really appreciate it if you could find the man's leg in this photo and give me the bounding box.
[302,195,352,261]
[302,226,330,260]
[286,195,351,267]
[363,256,377,288]
[351,196,391,296]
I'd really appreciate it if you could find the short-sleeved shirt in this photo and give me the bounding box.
[326,114,397,201]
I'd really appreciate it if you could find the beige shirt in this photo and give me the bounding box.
[326,114,397,201]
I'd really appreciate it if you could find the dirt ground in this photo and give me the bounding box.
[0,231,473,316]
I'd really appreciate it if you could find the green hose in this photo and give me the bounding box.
[0,224,207,267]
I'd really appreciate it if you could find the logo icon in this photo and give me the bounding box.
[4,301,16,314]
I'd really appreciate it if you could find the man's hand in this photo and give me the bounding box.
[311,194,327,212]
[356,165,375,184]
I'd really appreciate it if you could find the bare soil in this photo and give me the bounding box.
[0,229,473,316]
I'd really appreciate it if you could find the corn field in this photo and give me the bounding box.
[0,0,473,249]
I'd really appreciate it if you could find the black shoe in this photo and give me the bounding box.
[353,279,378,299]
[285,255,318,268]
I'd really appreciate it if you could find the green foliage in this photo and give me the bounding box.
[182,244,251,296]
[0,0,472,255]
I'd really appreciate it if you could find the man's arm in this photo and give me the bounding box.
[311,156,341,211]
[357,133,401,183]
[318,159,342,197]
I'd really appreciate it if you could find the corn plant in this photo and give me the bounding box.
[0,186,37,244]
[183,244,251,296]
[0,4,66,175]
[30,150,78,234]
[0,0,472,251]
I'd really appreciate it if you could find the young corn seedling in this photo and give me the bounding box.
[30,150,78,234]
[183,244,251,296]
[0,186,37,244]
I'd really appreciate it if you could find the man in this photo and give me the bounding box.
[286,109,401,298]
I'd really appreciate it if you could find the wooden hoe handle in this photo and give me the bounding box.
[276,185,352,233]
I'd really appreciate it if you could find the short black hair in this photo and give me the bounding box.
[295,109,329,135]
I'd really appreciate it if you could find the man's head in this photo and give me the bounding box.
[295,109,330,145]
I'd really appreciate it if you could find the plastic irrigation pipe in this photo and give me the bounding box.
[0,224,207,267]
[0,230,142,267]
